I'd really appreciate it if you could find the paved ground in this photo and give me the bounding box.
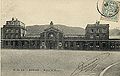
[1,49,120,76]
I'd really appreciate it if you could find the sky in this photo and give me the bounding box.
[0,0,120,29]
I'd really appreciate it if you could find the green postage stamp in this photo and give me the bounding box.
[99,0,120,22]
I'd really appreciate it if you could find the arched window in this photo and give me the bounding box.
[96,29,100,33]
[6,29,10,33]
[11,29,14,33]
[5,34,10,38]
[48,32,55,39]
[15,35,19,38]
[11,34,14,38]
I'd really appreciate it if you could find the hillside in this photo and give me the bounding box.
[26,25,85,36]
[109,29,120,36]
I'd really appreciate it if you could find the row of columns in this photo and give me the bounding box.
[2,40,43,49]
[64,41,120,50]
[1,40,120,50]
[1,40,64,49]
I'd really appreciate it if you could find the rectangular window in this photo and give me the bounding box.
[96,29,100,33]
[102,28,106,33]
[15,35,19,38]
[16,29,19,33]
[90,42,93,47]
[5,34,10,38]
[6,41,8,45]
[15,41,18,46]
[96,34,99,38]
[11,34,14,38]
[6,29,11,33]
[11,29,14,33]
[22,41,25,46]
[96,42,99,47]
[90,29,94,33]
[11,41,13,45]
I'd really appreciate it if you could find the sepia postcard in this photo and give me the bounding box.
[1,0,120,76]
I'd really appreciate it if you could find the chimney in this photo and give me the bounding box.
[96,21,100,25]
[50,21,53,25]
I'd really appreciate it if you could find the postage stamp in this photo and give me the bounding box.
[97,0,120,22]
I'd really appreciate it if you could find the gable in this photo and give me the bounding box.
[44,26,62,33]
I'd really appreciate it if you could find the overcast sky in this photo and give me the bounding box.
[1,0,120,29]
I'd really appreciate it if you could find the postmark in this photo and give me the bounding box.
[97,0,119,18]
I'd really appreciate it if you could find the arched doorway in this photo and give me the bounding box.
[48,40,57,49]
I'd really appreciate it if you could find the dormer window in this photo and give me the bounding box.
[96,29,100,33]
[90,29,94,33]
[102,28,106,33]
[6,29,10,33]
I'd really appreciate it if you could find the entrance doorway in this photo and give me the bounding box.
[47,41,57,49]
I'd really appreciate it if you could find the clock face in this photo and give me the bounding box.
[50,34,54,37]
[48,33,54,38]
[102,0,119,17]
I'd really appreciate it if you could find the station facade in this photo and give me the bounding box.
[1,18,120,50]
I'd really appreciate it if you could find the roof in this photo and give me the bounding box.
[86,24,109,28]
[86,21,109,28]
